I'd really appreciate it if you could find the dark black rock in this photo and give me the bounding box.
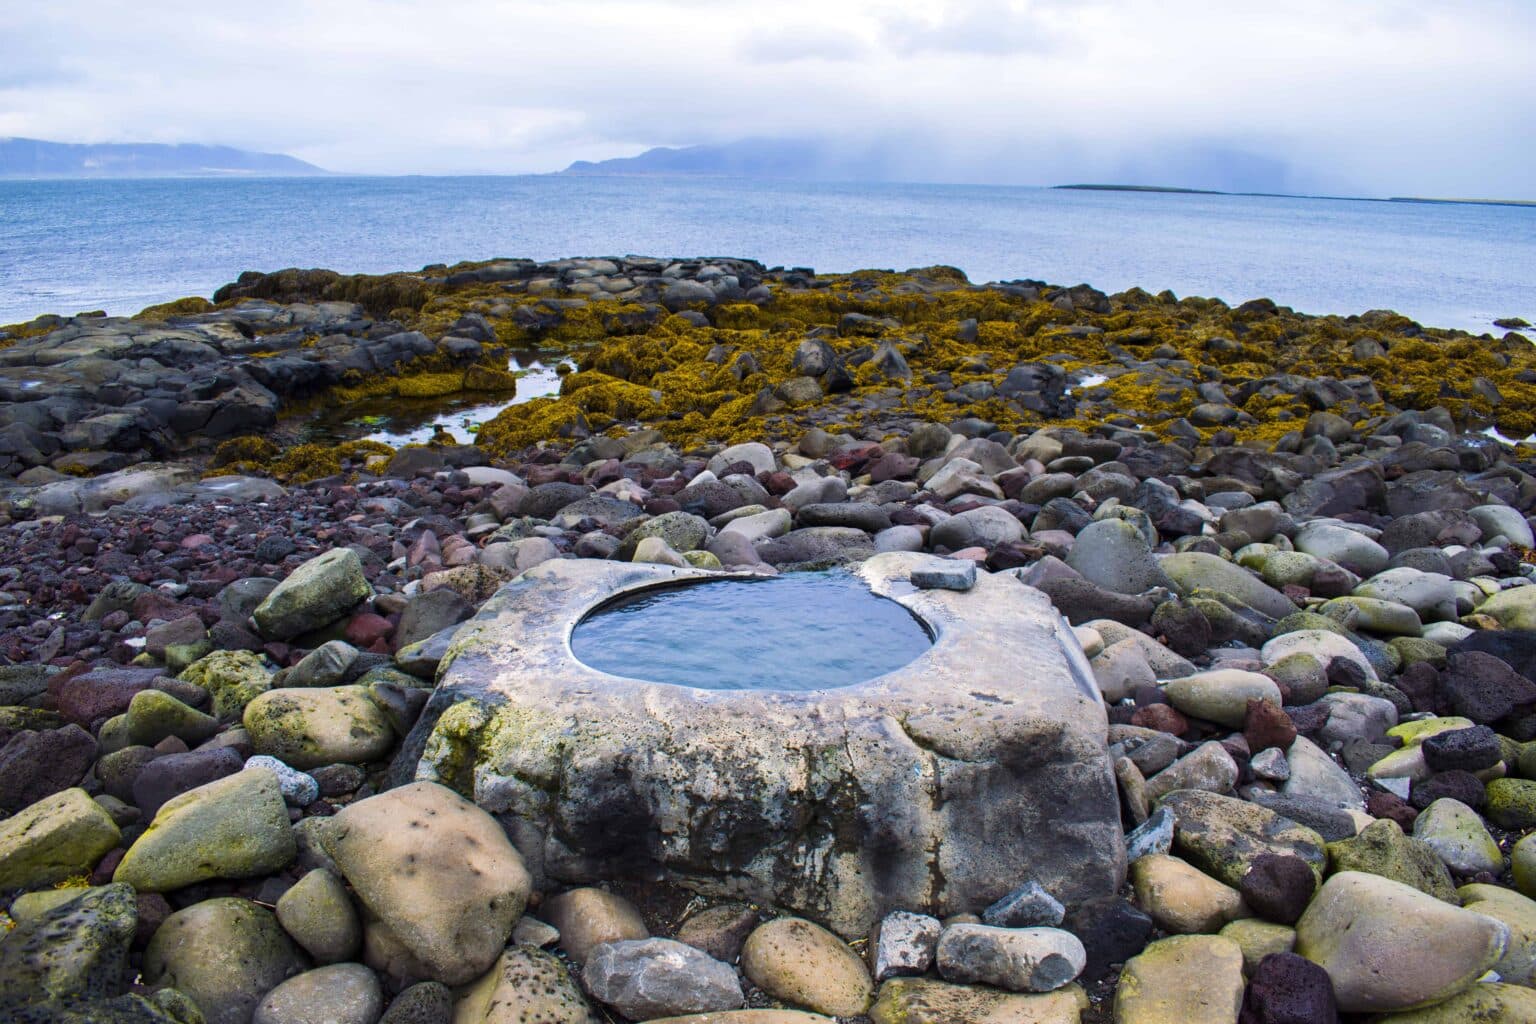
[1037,577,1153,627]
[1421,724,1502,773]
[1440,650,1536,724]
[1239,853,1316,925]
[1410,769,1487,811]
[0,724,98,813]
[1451,629,1536,683]
[131,746,243,816]
[1240,952,1339,1024]
[1060,897,1154,982]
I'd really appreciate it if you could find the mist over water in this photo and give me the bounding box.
[1,174,1532,333]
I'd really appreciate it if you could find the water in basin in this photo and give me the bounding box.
[570,570,933,690]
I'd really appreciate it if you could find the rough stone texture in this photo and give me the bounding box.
[1160,789,1327,888]
[583,938,744,1019]
[1238,952,1337,1024]
[1295,871,1509,1013]
[452,945,594,1024]
[1364,983,1536,1022]
[323,781,530,986]
[869,910,942,981]
[400,555,1122,936]
[0,883,137,1011]
[0,724,97,813]
[869,977,1086,1024]
[676,903,758,964]
[379,982,452,1024]
[114,768,296,891]
[142,898,306,1024]
[741,917,874,1017]
[0,787,121,890]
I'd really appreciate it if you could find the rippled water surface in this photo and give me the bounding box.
[570,570,933,690]
[2,175,1533,332]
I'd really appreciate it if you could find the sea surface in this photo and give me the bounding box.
[1,175,1533,333]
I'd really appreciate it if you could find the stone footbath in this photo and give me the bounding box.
[396,550,1125,936]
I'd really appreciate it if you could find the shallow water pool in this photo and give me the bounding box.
[570,570,933,690]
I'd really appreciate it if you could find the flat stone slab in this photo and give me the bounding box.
[395,552,1122,936]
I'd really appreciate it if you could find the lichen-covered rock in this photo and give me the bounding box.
[452,945,595,1024]
[1295,871,1508,1013]
[243,686,394,769]
[178,650,273,722]
[1326,819,1459,902]
[1159,789,1327,888]
[0,787,121,890]
[125,689,220,747]
[0,883,137,1010]
[142,898,306,1024]
[114,768,296,891]
[323,781,530,986]
[1113,934,1245,1024]
[252,548,373,641]
[869,977,1086,1024]
[275,868,361,964]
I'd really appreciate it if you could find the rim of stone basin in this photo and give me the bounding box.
[432,551,1103,707]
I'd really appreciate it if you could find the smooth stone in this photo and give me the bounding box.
[253,548,374,641]
[1161,551,1296,619]
[243,686,394,769]
[869,977,1085,1024]
[1218,919,1295,974]
[253,963,383,1024]
[115,768,295,891]
[1145,742,1239,800]
[453,945,593,1024]
[1162,670,1281,729]
[142,898,306,1024]
[1262,629,1378,682]
[0,787,121,890]
[741,917,874,1017]
[125,689,219,747]
[1368,983,1536,1022]
[1113,934,1245,1024]
[1066,519,1173,596]
[276,868,361,964]
[981,880,1065,929]
[675,904,758,964]
[1130,854,1247,935]
[1515,832,1536,899]
[543,888,648,965]
[324,782,530,986]
[1295,870,1508,1013]
[1284,736,1367,812]
[1459,883,1536,987]
[1294,521,1389,577]
[935,924,1086,993]
[1412,798,1503,875]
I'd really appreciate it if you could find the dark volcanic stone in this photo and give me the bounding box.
[1060,897,1154,982]
[1421,725,1502,772]
[1410,770,1487,811]
[131,746,243,816]
[1150,600,1211,658]
[0,724,98,812]
[1239,952,1339,1024]
[1366,790,1418,830]
[1394,662,1439,713]
[255,536,298,564]
[50,666,161,726]
[1131,704,1189,735]
[519,481,590,520]
[96,745,159,803]
[1440,650,1536,724]
[1245,698,1298,753]
[1450,629,1536,682]
[1239,853,1316,925]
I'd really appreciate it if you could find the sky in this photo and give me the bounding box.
[2,0,1533,197]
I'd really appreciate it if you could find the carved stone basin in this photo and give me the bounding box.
[395,551,1125,936]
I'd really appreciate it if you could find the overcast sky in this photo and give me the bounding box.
[2,0,1533,196]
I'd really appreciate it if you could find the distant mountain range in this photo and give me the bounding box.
[0,138,326,178]
[562,139,891,181]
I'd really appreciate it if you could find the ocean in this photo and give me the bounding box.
[0,175,1532,333]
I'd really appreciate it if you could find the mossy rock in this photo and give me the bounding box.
[1159,789,1327,887]
[0,788,121,891]
[177,650,272,722]
[0,883,137,1008]
[242,685,395,769]
[1326,818,1458,903]
[142,898,305,1024]
[1484,777,1536,830]
[251,548,373,642]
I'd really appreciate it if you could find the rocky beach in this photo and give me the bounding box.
[3,255,1536,1023]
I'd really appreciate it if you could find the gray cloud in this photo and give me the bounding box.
[0,0,1530,197]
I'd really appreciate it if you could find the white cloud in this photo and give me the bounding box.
[0,0,1530,196]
